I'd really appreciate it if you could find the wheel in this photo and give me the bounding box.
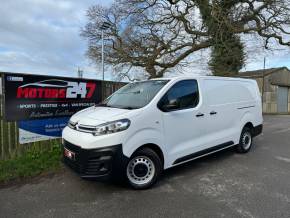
[126,148,162,189]
[236,127,253,153]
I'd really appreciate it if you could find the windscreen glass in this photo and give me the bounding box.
[103,80,169,109]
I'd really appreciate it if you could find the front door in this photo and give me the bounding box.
[158,80,207,166]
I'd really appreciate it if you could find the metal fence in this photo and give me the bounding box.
[0,73,125,160]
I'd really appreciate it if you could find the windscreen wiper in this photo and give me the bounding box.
[95,103,110,107]
[121,106,139,110]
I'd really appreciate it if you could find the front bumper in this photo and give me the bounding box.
[62,140,127,180]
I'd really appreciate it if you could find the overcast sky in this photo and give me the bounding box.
[0,0,289,80]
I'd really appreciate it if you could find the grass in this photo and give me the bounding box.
[0,144,62,184]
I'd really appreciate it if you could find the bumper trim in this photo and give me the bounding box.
[62,140,128,180]
[253,124,263,137]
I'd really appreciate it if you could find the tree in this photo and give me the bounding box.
[81,0,218,79]
[81,1,210,78]
[209,35,245,75]
[167,0,290,75]
[82,0,290,78]
[196,0,246,75]
[193,0,245,75]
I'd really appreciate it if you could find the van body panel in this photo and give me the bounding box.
[62,126,127,149]
[161,107,208,168]
[70,106,136,124]
[121,107,166,163]
[195,78,263,153]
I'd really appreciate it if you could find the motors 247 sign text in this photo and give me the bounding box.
[4,73,102,121]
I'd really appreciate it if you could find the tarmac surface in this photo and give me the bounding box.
[0,115,290,218]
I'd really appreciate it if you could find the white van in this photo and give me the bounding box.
[62,76,263,189]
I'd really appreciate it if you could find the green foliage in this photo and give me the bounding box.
[209,35,245,76]
[0,144,62,183]
[196,0,246,76]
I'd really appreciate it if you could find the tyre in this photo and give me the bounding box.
[236,127,253,153]
[126,148,162,189]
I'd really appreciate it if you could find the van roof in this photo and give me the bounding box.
[151,75,255,82]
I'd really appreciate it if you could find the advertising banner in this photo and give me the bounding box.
[18,117,70,144]
[4,73,102,121]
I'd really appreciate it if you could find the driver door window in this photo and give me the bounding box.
[158,80,199,112]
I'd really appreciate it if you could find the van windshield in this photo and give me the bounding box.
[101,80,169,109]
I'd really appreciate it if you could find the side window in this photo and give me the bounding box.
[158,80,199,112]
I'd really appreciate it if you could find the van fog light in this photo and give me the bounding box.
[99,163,109,172]
[92,119,131,136]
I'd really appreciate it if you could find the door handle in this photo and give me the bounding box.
[210,111,217,115]
[196,112,204,117]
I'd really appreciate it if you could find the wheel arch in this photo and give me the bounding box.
[244,122,254,132]
[131,143,165,168]
[240,112,255,132]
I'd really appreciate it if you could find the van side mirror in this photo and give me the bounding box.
[160,99,179,112]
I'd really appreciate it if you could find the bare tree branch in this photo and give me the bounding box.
[81,0,290,78]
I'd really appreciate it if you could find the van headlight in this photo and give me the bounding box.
[68,120,77,129]
[92,119,131,136]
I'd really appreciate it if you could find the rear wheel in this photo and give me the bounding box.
[236,127,253,153]
[126,148,162,189]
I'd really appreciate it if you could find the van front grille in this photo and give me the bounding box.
[76,124,96,133]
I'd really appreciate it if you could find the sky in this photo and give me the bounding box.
[0,0,112,79]
[0,0,289,80]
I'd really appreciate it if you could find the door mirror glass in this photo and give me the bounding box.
[162,99,179,111]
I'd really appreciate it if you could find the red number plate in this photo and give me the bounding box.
[64,147,75,161]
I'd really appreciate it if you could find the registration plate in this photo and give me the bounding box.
[64,147,75,161]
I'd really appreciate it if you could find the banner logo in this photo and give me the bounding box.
[4,74,102,121]
[16,79,96,99]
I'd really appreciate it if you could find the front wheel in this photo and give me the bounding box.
[236,127,253,153]
[126,148,162,189]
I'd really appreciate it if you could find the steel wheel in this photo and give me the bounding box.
[236,126,253,153]
[126,156,155,186]
[241,131,252,150]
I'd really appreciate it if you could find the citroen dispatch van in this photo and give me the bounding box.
[62,76,263,189]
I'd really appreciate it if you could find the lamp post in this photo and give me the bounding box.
[77,67,83,78]
[100,22,111,81]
